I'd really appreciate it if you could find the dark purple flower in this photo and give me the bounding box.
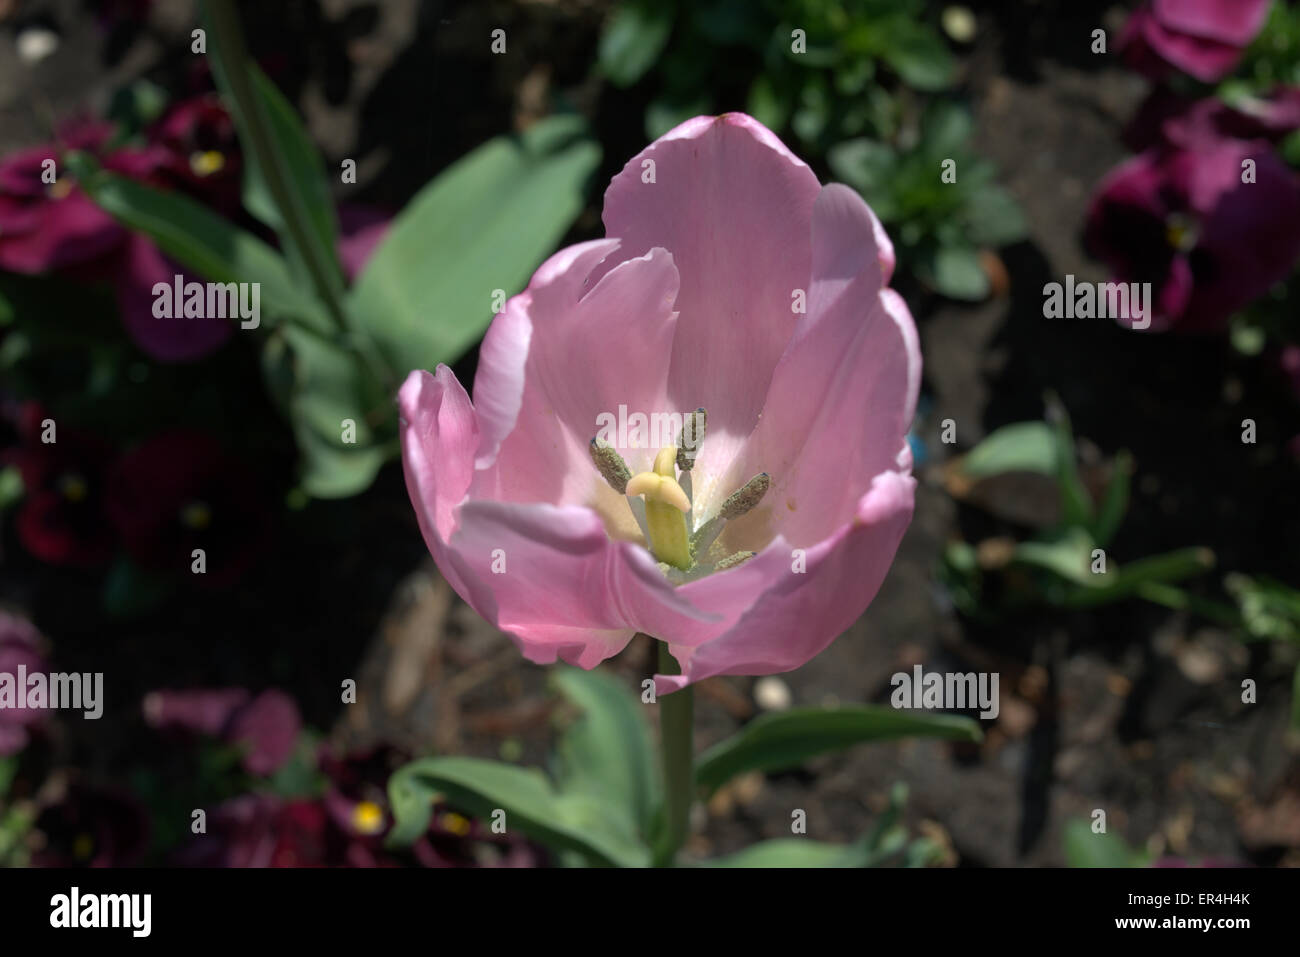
[1085,136,1300,332]
[30,780,150,867]
[0,611,48,756]
[6,402,117,567]
[0,123,123,274]
[1127,86,1300,152]
[105,430,271,587]
[1120,0,1273,83]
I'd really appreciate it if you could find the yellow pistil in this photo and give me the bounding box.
[190,150,226,177]
[1165,213,1197,252]
[625,446,692,569]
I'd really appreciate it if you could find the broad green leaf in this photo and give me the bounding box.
[959,421,1058,479]
[552,667,659,839]
[920,101,972,158]
[348,115,600,376]
[387,756,649,867]
[76,168,326,330]
[264,327,390,499]
[695,705,981,795]
[599,0,674,87]
[1063,819,1147,867]
[965,186,1027,247]
[878,19,954,91]
[703,838,877,868]
[930,245,989,301]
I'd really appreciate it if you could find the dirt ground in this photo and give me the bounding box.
[3,0,1298,866]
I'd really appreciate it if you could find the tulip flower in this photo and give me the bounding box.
[1120,0,1272,83]
[400,113,919,693]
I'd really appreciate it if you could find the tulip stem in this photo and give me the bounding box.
[653,643,694,867]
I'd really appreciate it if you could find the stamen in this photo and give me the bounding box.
[716,550,756,571]
[589,437,631,494]
[676,408,707,471]
[719,473,770,520]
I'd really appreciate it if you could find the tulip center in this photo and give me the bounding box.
[190,150,226,177]
[590,407,771,583]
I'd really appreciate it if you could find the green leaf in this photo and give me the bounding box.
[1013,528,1100,587]
[1062,547,1215,609]
[1063,819,1147,867]
[265,326,390,499]
[348,115,601,376]
[1090,450,1131,548]
[959,421,1058,479]
[599,0,674,87]
[965,186,1027,247]
[695,705,981,795]
[551,667,659,839]
[203,0,344,295]
[930,245,989,301]
[826,138,899,214]
[920,101,972,158]
[75,168,327,330]
[0,465,22,512]
[1226,573,1300,643]
[878,19,954,91]
[1047,399,1093,529]
[387,756,649,867]
[703,838,878,867]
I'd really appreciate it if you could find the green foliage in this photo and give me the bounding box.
[939,397,1217,619]
[695,704,981,795]
[599,0,1022,300]
[1063,819,1150,867]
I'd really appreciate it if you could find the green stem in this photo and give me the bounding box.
[653,642,694,867]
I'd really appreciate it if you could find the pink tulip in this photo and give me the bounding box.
[400,114,919,693]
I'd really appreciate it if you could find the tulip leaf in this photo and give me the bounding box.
[599,0,674,87]
[1059,547,1214,609]
[348,115,601,377]
[1012,528,1101,587]
[702,838,878,868]
[74,168,328,331]
[203,0,344,296]
[958,421,1058,479]
[551,667,659,840]
[387,756,649,867]
[1063,819,1148,867]
[695,705,981,795]
[1089,450,1132,548]
[262,326,390,499]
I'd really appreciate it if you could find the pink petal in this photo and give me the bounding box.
[472,243,681,507]
[1140,10,1247,82]
[656,470,915,693]
[719,185,920,547]
[443,499,719,668]
[399,365,480,550]
[596,113,823,461]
